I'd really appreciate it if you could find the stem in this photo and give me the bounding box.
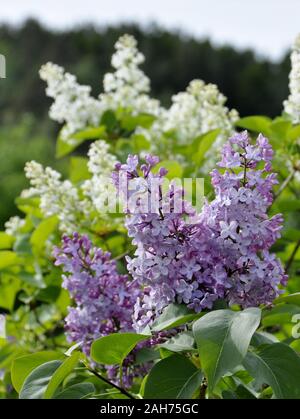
[242,157,247,187]
[87,367,136,399]
[285,239,300,273]
[273,170,295,202]
[199,378,207,399]
[114,251,129,261]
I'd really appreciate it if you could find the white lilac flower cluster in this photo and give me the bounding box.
[40,34,237,165]
[112,132,287,332]
[4,216,25,236]
[100,34,161,115]
[23,140,119,232]
[164,79,239,144]
[82,140,117,214]
[24,161,83,233]
[284,34,300,124]
[39,62,103,143]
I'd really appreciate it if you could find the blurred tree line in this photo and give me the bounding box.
[0,19,292,226]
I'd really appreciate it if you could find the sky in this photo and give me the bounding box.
[1,0,300,60]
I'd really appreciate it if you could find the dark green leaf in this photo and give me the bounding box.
[159,331,196,352]
[144,354,200,399]
[193,308,261,393]
[243,343,300,399]
[54,383,95,399]
[19,360,62,399]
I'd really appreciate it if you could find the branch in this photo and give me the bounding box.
[273,170,295,203]
[199,378,207,399]
[87,367,136,399]
[285,239,300,273]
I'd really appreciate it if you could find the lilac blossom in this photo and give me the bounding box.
[53,233,144,387]
[112,132,287,331]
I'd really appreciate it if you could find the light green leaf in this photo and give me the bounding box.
[193,308,261,393]
[235,116,271,136]
[12,351,63,393]
[243,343,300,399]
[69,157,90,183]
[193,129,221,165]
[0,251,19,270]
[155,160,183,179]
[91,333,148,365]
[30,216,58,252]
[0,276,21,311]
[72,126,105,140]
[0,232,14,250]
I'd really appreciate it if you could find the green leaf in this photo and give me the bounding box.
[193,129,221,165]
[56,135,82,159]
[36,286,61,303]
[143,354,200,399]
[283,228,300,242]
[235,116,271,136]
[176,370,204,399]
[251,332,279,348]
[30,216,58,252]
[243,343,300,399]
[44,352,80,399]
[0,251,19,270]
[72,126,106,140]
[101,110,118,132]
[193,308,261,393]
[287,123,300,141]
[121,113,156,131]
[69,157,90,183]
[0,276,20,311]
[222,385,256,399]
[277,199,300,212]
[0,232,14,250]
[131,134,151,153]
[54,383,95,399]
[12,351,63,393]
[135,348,160,364]
[262,304,300,326]
[91,333,148,365]
[155,160,183,179]
[270,119,291,143]
[274,292,300,306]
[159,331,196,352]
[19,360,62,399]
[151,303,202,332]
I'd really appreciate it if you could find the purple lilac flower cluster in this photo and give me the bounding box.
[53,233,144,387]
[112,132,287,331]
